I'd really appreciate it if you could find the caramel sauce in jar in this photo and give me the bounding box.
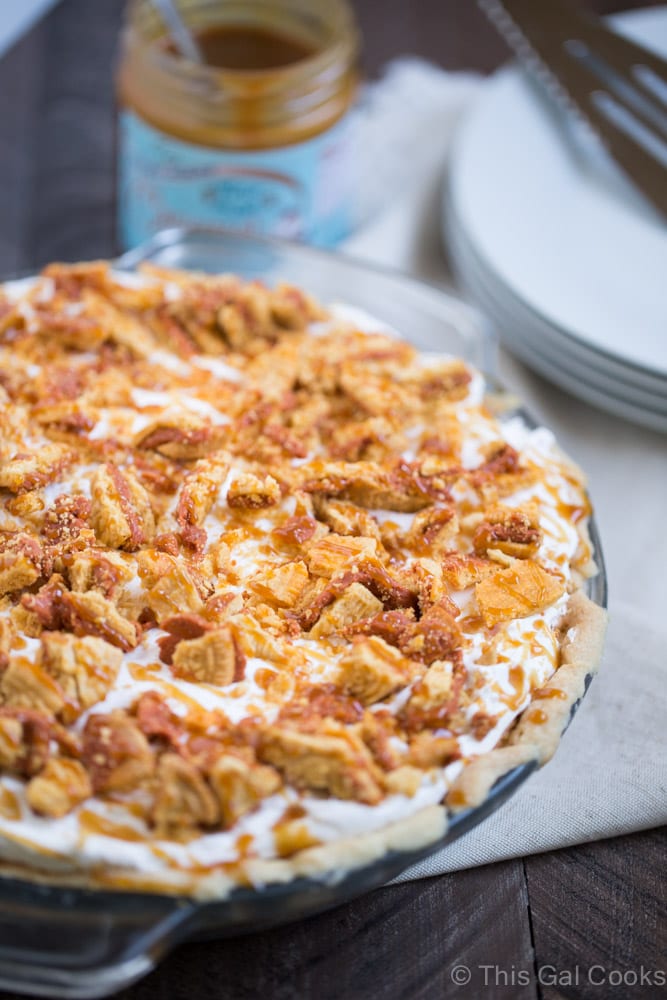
[184,24,315,70]
[117,0,360,249]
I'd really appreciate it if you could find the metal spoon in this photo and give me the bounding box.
[151,0,204,63]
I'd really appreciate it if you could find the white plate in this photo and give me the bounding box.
[447,7,667,378]
[0,0,60,59]
[452,259,667,432]
[447,216,667,433]
[446,204,667,411]
[446,191,667,397]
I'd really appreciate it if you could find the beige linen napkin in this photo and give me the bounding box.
[346,60,667,875]
[394,604,666,879]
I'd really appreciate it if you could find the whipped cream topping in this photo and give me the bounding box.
[0,276,593,881]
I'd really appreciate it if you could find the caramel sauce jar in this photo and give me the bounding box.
[117,0,360,250]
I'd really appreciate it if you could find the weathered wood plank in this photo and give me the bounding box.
[116,862,536,1000]
[526,829,667,1000]
[0,28,43,275]
[24,0,123,267]
[0,4,662,1000]
[354,0,663,76]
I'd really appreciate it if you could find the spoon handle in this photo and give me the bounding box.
[151,0,204,64]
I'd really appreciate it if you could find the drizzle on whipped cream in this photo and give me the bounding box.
[0,271,594,882]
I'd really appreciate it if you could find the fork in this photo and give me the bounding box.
[479,0,667,220]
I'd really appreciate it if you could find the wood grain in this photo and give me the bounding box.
[24,0,120,267]
[354,0,663,76]
[116,863,536,1000]
[526,829,667,1000]
[0,0,662,272]
[0,28,44,273]
[0,4,664,1000]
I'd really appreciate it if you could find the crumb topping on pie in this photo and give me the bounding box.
[0,263,597,884]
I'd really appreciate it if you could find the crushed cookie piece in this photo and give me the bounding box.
[0,262,598,864]
[470,711,497,740]
[40,632,121,718]
[272,514,320,549]
[405,505,458,555]
[134,692,184,750]
[407,660,455,712]
[227,472,281,509]
[0,618,15,665]
[259,724,383,804]
[26,758,91,818]
[306,534,378,577]
[336,635,412,705]
[343,608,416,648]
[90,464,155,551]
[0,533,48,596]
[399,601,462,666]
[0,707,78,777]
[0,659,65,716]
[441,552,498,590]
[136,414,225,460]
[67,551,124,599]
[152,752,219,837]
[302,459,448,512]
[208,754,281,828]
[382,765,424,796]
[250,560,309,609]
[296,560,419,632]
[82,711,154,793]
[473,504,541,560]
[277,684,363,731]
[173,451,230,551]
[0,716,24,772]
[171,626,241,687]
[310,583,383,639]
[58,590,139,651]
[41,495,92,548]
[312,497,381,540]
[157,613,211,665]
[146,561,205,621]
[0,442,73,494]
[408,732,460,768]
[475,561,565,625]
[401,659,466,732]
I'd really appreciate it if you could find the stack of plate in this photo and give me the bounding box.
[443,8,667,434]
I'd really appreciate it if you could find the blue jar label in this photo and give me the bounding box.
[118,110,354,250]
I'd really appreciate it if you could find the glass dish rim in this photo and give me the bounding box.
[0,229,607,997]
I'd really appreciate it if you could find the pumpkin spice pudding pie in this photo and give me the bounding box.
[0,262,606,896]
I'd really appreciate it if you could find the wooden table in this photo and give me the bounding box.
[0,2,664,998]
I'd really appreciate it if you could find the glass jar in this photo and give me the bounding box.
[117,0,360,251]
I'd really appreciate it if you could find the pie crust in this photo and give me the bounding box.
[0,262,606,897]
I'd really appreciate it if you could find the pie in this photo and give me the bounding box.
[0,262,606,897]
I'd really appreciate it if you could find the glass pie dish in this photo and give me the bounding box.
[0,229,607,998]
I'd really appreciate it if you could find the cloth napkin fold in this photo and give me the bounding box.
[345,59,667,876]
[394,603,666,879]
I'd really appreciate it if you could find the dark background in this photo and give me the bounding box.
[0,0,663,272]
[0,2,664,998]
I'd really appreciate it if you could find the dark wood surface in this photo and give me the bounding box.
[0,2,665,998]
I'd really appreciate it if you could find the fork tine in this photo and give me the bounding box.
[480,0,667,219]
[565,41,667,139]
[571,6,667,91]
[633,66,667,111]
[566,6,667,124]
[587,94,667,207]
